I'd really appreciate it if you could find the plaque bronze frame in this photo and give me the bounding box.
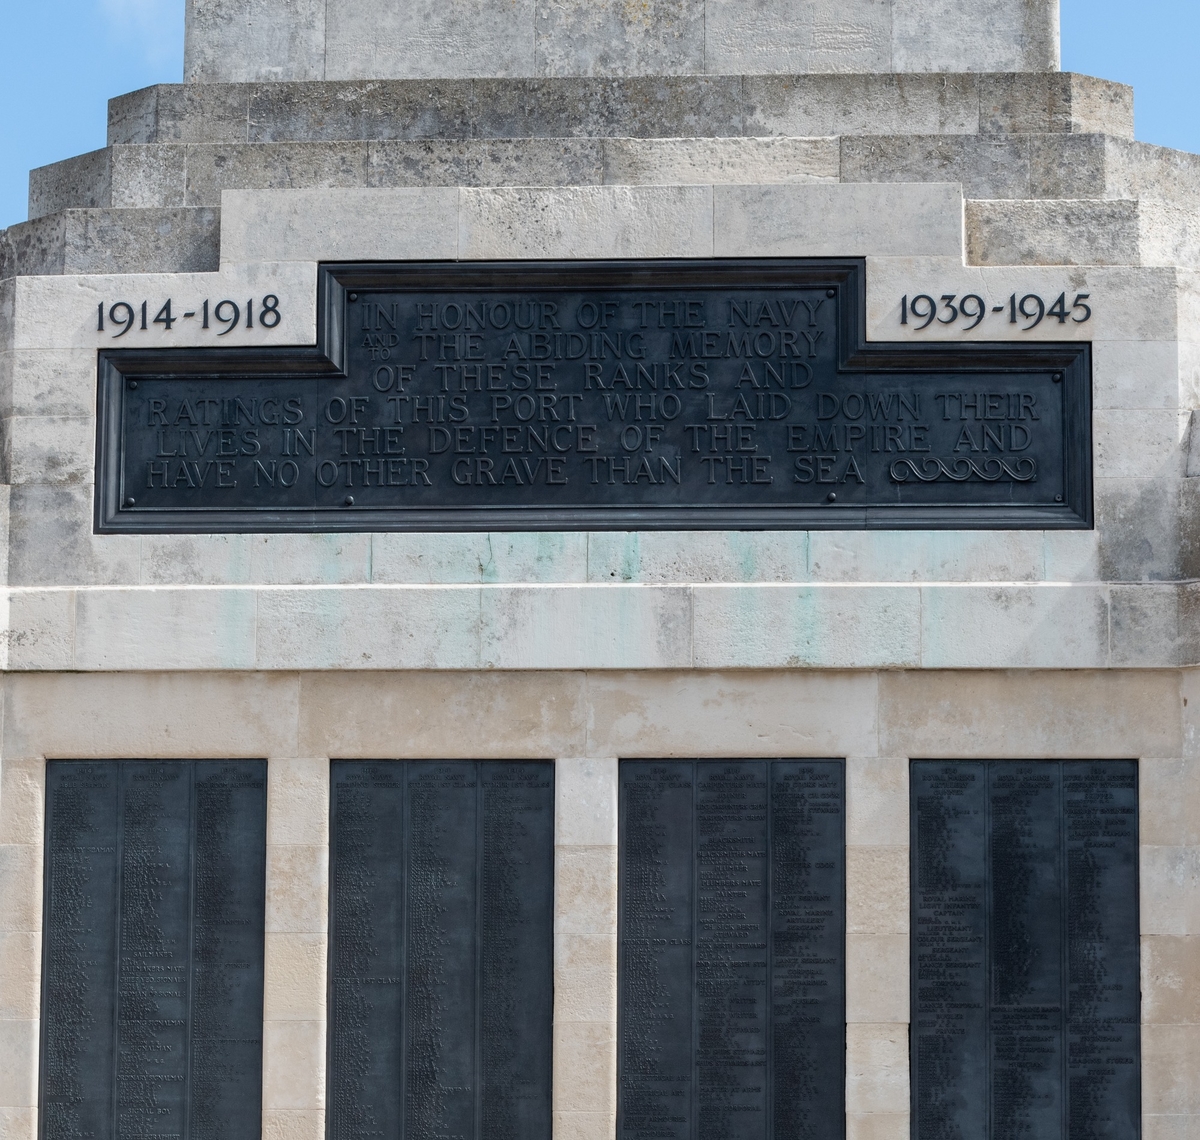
[95,259,1092,533]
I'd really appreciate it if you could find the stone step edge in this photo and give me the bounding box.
[7,194,1200,280]
[0,207,220,281]
[966,197,1200,268]
[32,131,1200,222]
[108,71,1134,146]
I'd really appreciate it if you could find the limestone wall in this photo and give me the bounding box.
[1,179,1198,672]
[0,668,1194,1140]
[181,0,1060,84]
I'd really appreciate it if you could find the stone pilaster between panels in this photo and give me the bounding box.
[262,757,329,1140]
[845,756,909,1134]
[554,757,618,1140]
[0,756,44,1140]
[1141,672,1200,1134]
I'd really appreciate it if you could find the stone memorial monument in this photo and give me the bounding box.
[1,0,1198,1136]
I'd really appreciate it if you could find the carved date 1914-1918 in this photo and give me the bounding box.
[97,296,282,336]
[94,260,1092,532]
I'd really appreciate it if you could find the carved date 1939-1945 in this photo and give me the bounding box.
[97,296,282,337]
[901,291,1092,332]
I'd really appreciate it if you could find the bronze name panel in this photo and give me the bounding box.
[40,760,267,1140]
[911,761,1140,1140]
[95,260,1091,532]
[618,760,846,1140]
[328,761,554,1140]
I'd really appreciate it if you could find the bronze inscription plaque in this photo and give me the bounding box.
[618,760,845,1140]
[95,260,1092,532]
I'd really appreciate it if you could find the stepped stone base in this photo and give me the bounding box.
[107,73,1132,144]
[0,208,219,279]
[10,70,1200,279]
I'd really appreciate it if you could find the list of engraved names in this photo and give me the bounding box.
[911,761,1140,1140]
[618,760,845,1140]
[40,761,267,1140]
[328,761,554,1140]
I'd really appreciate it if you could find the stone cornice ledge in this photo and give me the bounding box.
[2,581,1195,672]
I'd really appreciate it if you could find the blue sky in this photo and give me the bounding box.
[0,0,1198,231]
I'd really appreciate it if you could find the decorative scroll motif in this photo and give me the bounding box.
[890,456,1038,482]
[911,761,1140,1140]
[328,761,554,1140]
[618,760,845,1140]
[40,760,267,1140]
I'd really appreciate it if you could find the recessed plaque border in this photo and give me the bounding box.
[95,258,1092,533]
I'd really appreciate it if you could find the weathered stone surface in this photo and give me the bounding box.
[182,0,1062,82]
[604,136,839,184]
[0,215,69,278]
[458,185,714,259]
[966,197,1200,271]
[30,146,189,218]
[977,72,1133,137]
[704,0,891,75]
[841,133,1110,199]
[367,139,606,191]
[27,149,112,219]
[1,208,218,278]
[714,182,963,257]
[186,142,370,205]
[219,186,458,263]
[323,0,538,82]
[106,74,1133,145]
[109,83,252,145]
[534,0,705,77]
[892,0,1058,73]
[965,198,1143,266]
[22,75,1166,246]
[184,0,326,83]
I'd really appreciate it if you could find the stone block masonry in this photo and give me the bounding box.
[3,0,1200,1136]
[182,0,1059,83]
